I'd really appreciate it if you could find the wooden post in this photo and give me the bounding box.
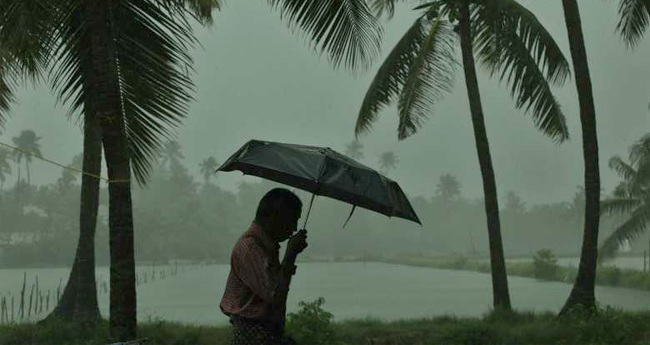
[11,295,15,322]
[3,297,8,323]
[46,290,50,311]
[35,276,39,314]
[2,297,6,324]
[20,272,26,320]
[28,283,35,318]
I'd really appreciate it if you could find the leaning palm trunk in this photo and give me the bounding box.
[459,2,511,310]
[560,0,601,313]
[85,0,137,340]
[44,107,102,323]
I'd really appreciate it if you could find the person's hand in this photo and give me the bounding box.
[286,229,308,258]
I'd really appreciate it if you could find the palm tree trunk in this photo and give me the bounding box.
[459,2,511,310]
[26,160,30,187]
[560,0,601,313]
[43,108,102,324]
[86,0,137,340]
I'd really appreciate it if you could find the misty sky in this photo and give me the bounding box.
[1,0,648,206]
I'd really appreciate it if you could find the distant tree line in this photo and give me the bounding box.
[1,139,646,268]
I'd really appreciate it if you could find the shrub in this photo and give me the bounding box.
[532,249,559,280]
[286,297,334,345]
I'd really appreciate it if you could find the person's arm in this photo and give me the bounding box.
[272,251,298,307]
[271,230,307,333]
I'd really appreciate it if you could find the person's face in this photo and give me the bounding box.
[271,205,301,242]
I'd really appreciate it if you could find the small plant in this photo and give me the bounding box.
[286,297,334,345]
[533,249,559,280]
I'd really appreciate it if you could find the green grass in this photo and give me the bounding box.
[2,308,650,345]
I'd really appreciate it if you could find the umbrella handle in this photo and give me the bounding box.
[302,193,316,230]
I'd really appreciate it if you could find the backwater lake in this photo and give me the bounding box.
[1,261,649,325]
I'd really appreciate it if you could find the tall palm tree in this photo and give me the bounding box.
[559,0,601,313]
[599,134,650,260]
[11,130,42,186]
[378,151,398,174]
[345,139,365,160]
[160,141,185,169]
[356,0,570,310]
[436,173,461,201]
[199,156,219,185]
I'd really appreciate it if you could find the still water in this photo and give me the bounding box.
[1,262,649,325]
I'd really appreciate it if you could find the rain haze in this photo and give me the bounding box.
[3,0,648,204]
[1,0,650,343]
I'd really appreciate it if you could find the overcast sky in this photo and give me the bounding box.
[1,0,648,206]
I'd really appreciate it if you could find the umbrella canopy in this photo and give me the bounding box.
[216,140,421,226]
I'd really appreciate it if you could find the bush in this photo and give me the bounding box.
[286,297,334,345]
[597,265,622,285]
[532,249,559,280]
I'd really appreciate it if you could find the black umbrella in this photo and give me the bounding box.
[216,140,421,228]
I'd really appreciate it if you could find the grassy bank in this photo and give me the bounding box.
[1,307,649,345]
[361,255,650,291]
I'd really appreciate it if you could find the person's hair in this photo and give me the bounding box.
[254,188,302,225]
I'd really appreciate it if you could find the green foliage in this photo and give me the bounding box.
[286,297,334,345]
[532,249,559,280]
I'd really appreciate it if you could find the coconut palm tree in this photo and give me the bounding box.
[599,134,650,260]
[558,0,602,313]
[345,139,365,160]
[378,151,398,174]
[11,130,42,186]
[199,156,219,185]
[160,141,185,169]
[356,0,570,310]
[436,173,461,201]
[0,147,11,190]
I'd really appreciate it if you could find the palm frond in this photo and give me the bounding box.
[629,133,650,165]
[599,203,650,259]
[267,0,383,70]
[118,0,198,185]
[369,0,409,18]
[616,0,650,48]
[158,0,222,25]
[0,64,15,129]
[473,0,570,85]
[356,16,429,137]
[601,197,643,216]
[51,0,200,186]
[397,18,456,140]
[609,155,639,183]
[473,0,569,143]
[0,0,56,81]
